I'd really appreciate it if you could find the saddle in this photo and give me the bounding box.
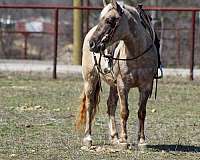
[137,4,154,40]
[137,4,163,79]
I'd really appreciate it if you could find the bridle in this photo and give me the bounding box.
[97,4,153,62]
[98,4,124,52]
[103,13,122,42]
[92,4,154,77]
[92,3,161,100]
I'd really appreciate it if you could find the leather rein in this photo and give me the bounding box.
[102,44,153,61]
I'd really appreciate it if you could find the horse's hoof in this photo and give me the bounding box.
[81,146,90,151]
[83,141,92,147]
[119,142,128,150]
[128,143,136,150]
[111,137,120,145]
[137,142,147,151]
[83,139,92,147]
[119,137,127,143]
[138,138,146,145]
[138,142,147,147]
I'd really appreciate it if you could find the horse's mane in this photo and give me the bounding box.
[100,4,113,19]
[123,5,140,21]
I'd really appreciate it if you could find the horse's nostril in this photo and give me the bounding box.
[89,40,96,49]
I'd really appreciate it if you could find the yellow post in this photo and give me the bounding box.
[73,0,83,65]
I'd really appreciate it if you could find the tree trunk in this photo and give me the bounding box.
[73,0,83,65]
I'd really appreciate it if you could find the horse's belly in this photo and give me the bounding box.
[122,68,155,88]
[99,67,156,87]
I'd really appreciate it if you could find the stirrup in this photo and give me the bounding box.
[154,65,163,79]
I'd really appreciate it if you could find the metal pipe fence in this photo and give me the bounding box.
[0,4,199,80]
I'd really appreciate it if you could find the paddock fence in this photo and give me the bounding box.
[0,4,199,80]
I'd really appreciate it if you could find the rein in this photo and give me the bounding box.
[102,43,153,61]
[92,42,153,82]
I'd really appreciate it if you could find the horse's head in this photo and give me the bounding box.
[89,0,129,53]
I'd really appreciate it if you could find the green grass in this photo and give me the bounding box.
[0,74,199,160]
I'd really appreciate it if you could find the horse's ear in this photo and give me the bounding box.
[111,0,117,9]
[103,0,109,7]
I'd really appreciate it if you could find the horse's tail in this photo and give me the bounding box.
[75,91,87,130]
[76,81,101,130]
[91,80,101,121]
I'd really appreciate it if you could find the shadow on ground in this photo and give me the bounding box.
[147,144,200,153]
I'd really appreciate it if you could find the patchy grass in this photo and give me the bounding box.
[0,74,199,160]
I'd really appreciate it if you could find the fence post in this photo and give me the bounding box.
[86,0,90,32]
[23,32,29,59]
[176,28,180,67]
[73,0,83,65]
[189,11,196,81]
[53,9,59,79]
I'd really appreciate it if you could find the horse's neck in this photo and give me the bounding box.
[123,7,150,57]
[123,34,147,57]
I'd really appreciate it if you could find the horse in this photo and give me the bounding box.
[76,0,158,148]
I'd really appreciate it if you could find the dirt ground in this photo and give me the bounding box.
[0,74,199,160]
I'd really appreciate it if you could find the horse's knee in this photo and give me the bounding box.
[107,98,117,113]
[107,91,118,115]
[120,109,129,121]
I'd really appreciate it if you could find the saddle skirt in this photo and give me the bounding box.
[137,5,155,41]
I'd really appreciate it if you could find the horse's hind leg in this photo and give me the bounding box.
[83,80,100,147]
[137,87,151,145]
[107,86,119,144]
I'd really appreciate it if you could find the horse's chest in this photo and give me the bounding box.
[101,65,138,87]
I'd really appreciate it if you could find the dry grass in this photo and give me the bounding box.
[0,74,199,159]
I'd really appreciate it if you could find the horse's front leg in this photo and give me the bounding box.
[137,87,151,145]
[117,83,130,144]
[107,86,119,144]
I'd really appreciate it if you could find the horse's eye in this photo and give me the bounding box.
[106,17,116,25]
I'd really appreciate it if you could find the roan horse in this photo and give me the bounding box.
[76,0,158,147]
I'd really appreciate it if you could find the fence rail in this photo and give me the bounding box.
[0,4,199,80]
